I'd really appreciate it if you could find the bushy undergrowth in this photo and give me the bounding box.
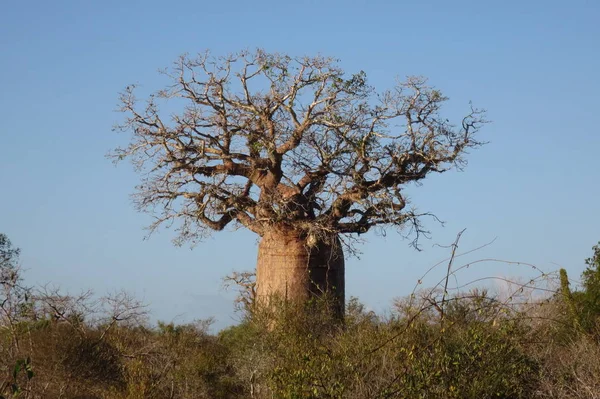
[2,234,600,398]
[1,293,599,399]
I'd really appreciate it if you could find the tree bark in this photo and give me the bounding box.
[255,226,345,314]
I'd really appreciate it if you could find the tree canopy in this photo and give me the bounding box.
[0,233,20,271]
[113,50,485,246]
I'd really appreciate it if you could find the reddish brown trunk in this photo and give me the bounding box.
[255,227,345,313]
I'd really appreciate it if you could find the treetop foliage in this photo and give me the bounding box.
[0,233,20,271]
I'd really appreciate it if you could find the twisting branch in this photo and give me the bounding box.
[440,228,466,322]
[112,50,486,247]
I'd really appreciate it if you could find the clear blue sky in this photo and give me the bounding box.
[2,0,599,330]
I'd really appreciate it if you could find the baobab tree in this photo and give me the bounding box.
[112,49,485,313]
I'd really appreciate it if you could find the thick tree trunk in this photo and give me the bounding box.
[255,227,345,314]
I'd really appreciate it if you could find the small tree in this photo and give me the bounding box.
[0,234,32,353]
[579,242,600,331]
[583,242,600,305]
[113,49,485,312]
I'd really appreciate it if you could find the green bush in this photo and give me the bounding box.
[5,231,600,398]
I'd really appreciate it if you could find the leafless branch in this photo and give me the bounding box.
[112,50,486,249]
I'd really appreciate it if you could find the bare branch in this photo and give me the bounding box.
[112,50,486,247]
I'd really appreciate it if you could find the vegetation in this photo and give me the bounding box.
[112,49,486,311]
[2,233,600,398]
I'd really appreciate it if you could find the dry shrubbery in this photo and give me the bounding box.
[2,232,600,398]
